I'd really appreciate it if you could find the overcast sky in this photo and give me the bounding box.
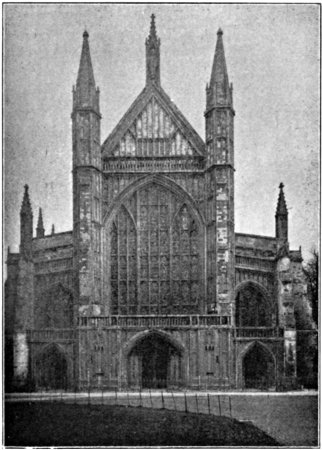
[4,4,320,261]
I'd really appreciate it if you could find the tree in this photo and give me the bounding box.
[303,250,319,328]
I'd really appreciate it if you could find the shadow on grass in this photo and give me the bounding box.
[5,401,280,447]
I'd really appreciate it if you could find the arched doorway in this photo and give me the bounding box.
[243,343,275,389]
[128,332,182,389]
[35,345,68,390]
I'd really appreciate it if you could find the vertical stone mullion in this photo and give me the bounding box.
[126,215,129,315]
[169,196,173,313]
[147,192,151,314]
[157,192,161,314]
[117,213,120,315]
[137,192,141,314]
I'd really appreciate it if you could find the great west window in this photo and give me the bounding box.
[109,183,203,315]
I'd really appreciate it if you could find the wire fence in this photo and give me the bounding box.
[6,387,239,419]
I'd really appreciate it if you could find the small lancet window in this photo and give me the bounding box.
[181,206,190,230]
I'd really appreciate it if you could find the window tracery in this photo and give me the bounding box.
[235,284,271,327]
[109,184,202,314]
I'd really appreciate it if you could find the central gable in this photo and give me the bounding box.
[102,85,205,159]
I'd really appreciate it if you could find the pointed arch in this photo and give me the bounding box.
[234,280,272,327]
[123,329,185,389]
[123,329,185,358]
[103,174,205,228]
[109,204,138,315]
[104,175,205,315]
[34,343,68,390]
[239,340,276,367]
[240,341,276,389]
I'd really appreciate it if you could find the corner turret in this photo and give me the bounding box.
[72,30,103,314]
[206,28,233,110]
[204,28,235,317]
[73,30,100,114]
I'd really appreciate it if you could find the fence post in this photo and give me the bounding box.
[139,388,142,408]
[218,395,221,416]
[161,391,165,409]
[115,387,117,406]
[184,392,188,413]
[229,396,232,418]
[127,391,130,407]
[172,391,177,411]
[149,389,153,408]
[195,394,199,414]
[207,393,211,415]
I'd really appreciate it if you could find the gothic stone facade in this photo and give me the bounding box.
[6,17,310,391]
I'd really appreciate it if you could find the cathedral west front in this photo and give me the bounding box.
[6,16,311,391]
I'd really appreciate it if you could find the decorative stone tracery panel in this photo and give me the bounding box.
[108,183,203,315]
[110,97,196,157]
[235,283,272,327]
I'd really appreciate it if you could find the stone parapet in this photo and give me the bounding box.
[77,314,231,328]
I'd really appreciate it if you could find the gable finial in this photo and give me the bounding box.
[145,14,161,86]
[150,14,157,38]
[275,182,288,241]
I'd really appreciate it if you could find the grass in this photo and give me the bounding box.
[5,401,279,446]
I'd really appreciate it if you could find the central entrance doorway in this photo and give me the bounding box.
[141,335,169,388]
[128,332,182,389]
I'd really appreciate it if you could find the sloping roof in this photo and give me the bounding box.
[101,83,205,158]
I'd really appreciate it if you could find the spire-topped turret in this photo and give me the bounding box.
[206,28,232,110]
[145,14,161,86]
[36,207,45,238]
[73,30,100,114]
[276,183,288,216]
[21,185,32,217]
[20,185,33,259]
[275,183,288,240]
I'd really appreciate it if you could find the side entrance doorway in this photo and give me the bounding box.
[34,344,68,390]
[128,332,183,389]
[243,343,276,389]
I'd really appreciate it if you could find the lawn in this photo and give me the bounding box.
[5,401,279,446]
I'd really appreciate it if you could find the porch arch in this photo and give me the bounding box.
[34,343,68,390]
[239,341,276,389]
[123,330,185,388]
